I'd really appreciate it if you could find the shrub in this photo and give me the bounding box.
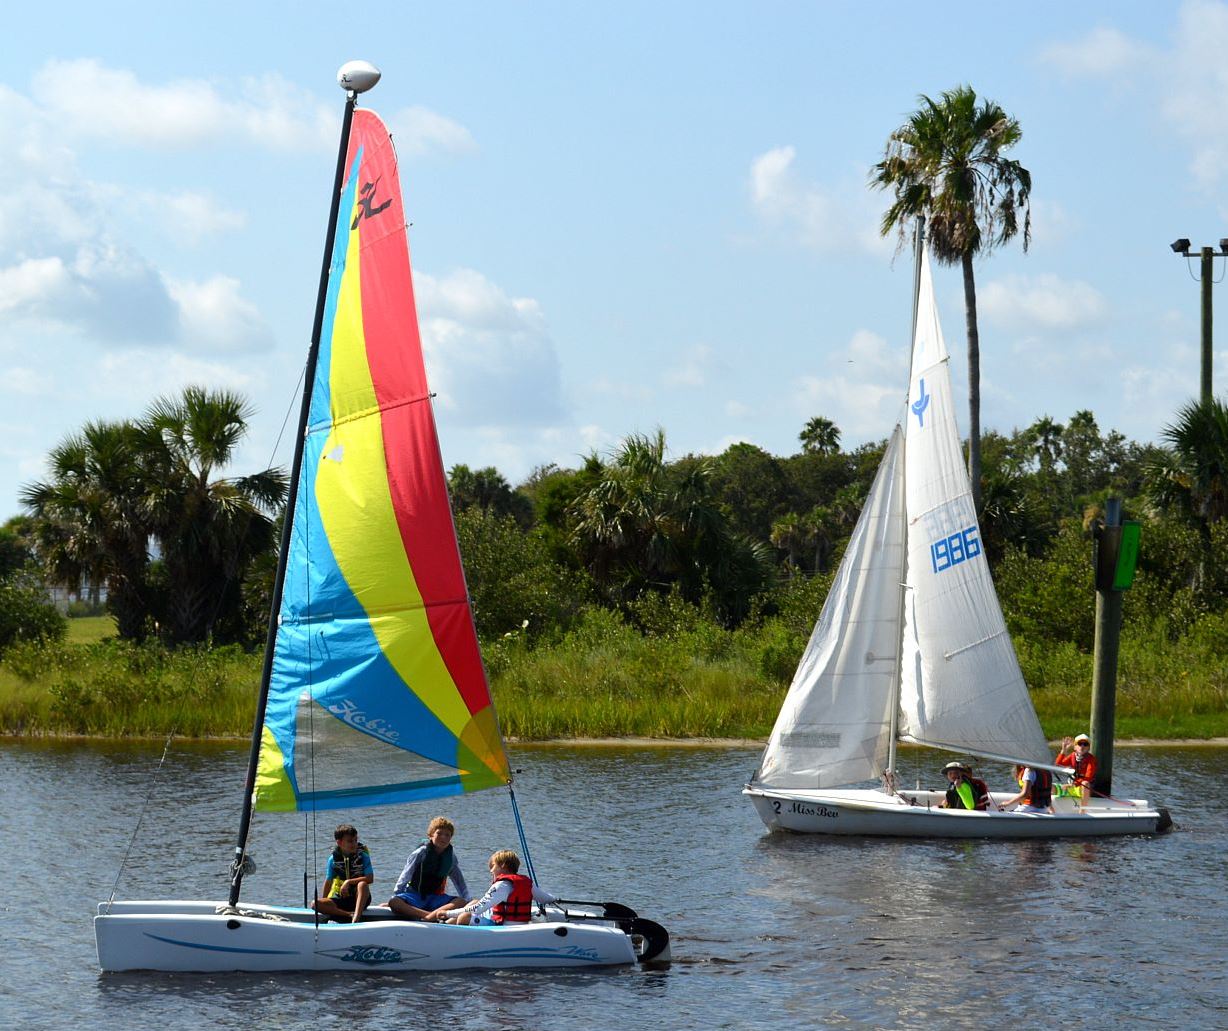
[0,577,67,651]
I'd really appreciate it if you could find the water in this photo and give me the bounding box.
[3,740,1226,1029]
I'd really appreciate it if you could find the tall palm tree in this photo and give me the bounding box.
[872,85,1032,509]
[142,386,286,644]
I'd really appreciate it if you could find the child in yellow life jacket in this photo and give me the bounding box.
[438,850,559,926]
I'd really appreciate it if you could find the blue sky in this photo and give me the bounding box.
[2,2,1227,516]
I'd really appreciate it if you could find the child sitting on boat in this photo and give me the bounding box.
[389,816,471,920]
[999,764,1054,814]
[937,761,990,810]
[311,823,373,923]
[435,850,558,926]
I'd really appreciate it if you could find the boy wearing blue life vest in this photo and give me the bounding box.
[312,823,373,923]
[436,849,558,926]
[388,816,471,921]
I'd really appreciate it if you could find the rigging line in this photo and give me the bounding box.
[507,785,539,887]
[268,363,308,472]
[105,729,176,913]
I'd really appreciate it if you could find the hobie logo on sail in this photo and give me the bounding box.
[351,177,392,228]
[911,379,931,428]
[328,699,401,743]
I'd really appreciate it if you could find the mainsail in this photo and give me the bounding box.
[255,110,510,811]
[896,250,1050,764]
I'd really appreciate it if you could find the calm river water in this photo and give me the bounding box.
[2,740,1225,1030]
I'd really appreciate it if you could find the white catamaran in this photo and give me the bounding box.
[745,239,1170,839]
[95,62,669,972]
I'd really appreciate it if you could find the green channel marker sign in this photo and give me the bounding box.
[1112,520,1140,590]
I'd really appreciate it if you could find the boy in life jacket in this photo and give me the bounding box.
[311,823,373,923]
[437,850,559,926]
[999,764,1054,814]
[389,816,471,921]
[937,761,990,810]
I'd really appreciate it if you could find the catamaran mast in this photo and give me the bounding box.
[228,62,381,907]
[885,215,925,788]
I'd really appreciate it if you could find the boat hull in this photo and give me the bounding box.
[95,901,638,972]
[745,786,1168,838]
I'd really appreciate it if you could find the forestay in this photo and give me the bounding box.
[255,110,510,811]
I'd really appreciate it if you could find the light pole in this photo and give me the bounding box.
[1170,237,1228,403]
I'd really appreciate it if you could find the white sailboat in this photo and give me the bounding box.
[94,63,669,972]
[745,240,1169,839]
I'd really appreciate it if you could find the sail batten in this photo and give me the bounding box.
[255,108,510,813]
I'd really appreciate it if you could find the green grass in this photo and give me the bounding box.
[0,639,259,737]
[0,604,1225,741]
[65,615,116,644]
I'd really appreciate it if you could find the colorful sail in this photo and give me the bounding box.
[255,109,510,812]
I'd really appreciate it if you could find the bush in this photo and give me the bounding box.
[0,577,67,651]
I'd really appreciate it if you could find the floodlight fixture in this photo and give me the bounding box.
[1171,238,1192,255]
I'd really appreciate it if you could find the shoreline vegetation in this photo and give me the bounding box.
[1,613,1225,744]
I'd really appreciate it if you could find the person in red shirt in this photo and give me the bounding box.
[1056,733,1098,792]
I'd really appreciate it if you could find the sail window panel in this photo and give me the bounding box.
[292,694,459,799]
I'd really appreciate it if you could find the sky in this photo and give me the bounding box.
[3,2,1228,517]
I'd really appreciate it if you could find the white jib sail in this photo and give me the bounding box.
[754,425,906,789]
[897,250,1050,764]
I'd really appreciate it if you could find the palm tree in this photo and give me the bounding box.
[567,430,769,620]
[21,420,153,640]
[871,85,1032,509]
[799,416,841,456]
[1145,398,1228,590]
[142,386,287,644]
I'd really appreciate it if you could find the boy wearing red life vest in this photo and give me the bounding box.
[436,850,558,926]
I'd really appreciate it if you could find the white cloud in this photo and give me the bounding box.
[95,349,257,401]
[792,328,907,438]
[159,191,247,242]
[980,274,1108,331]
[1038,26,1155,76]
[725,399,752,418]
[0,244,178,342]
[34,59,334,151]
[30,59,479,160]
[389,106,478,158]
[0,367,53,396]
[1039,4,1228,198]
[167,275,274,352]
[749,146,885,254]
[416,268,566,425]
[664,344,716,387]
